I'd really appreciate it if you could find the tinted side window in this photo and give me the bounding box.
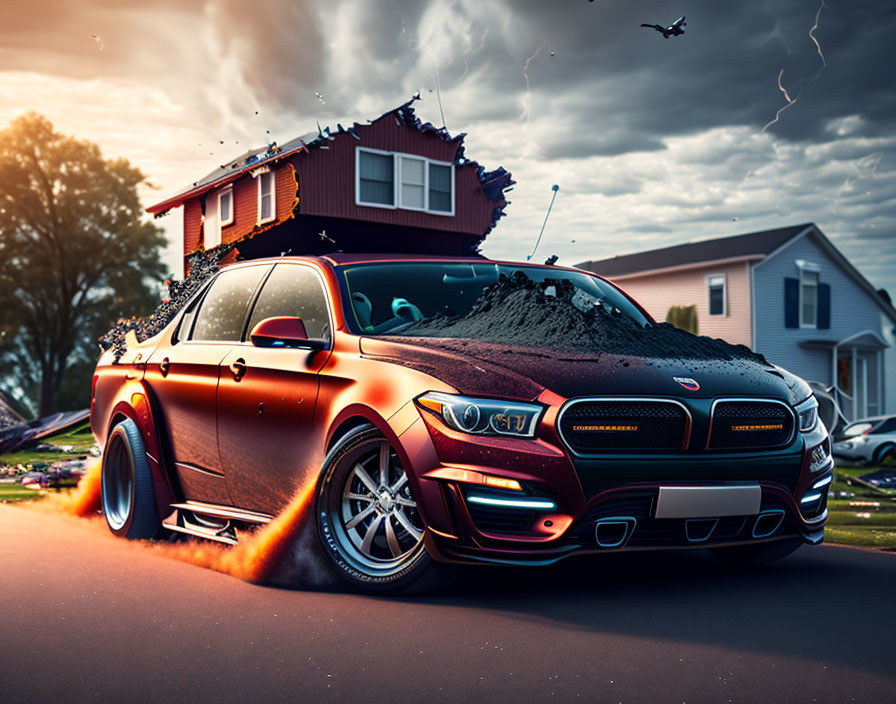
[873,419,896,434]
[190,266,271,342]
[247,264,331,341]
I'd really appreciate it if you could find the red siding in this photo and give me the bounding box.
[182,199,203,271]
[291,117,495,236]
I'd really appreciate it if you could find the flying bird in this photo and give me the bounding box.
[641,16,686,38]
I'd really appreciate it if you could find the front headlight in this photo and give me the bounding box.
[417,392,544,438]
[796,396,819,433]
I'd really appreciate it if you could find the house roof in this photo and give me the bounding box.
[575,223,812,278]
[146,97,513,217]
[577,222,896,324]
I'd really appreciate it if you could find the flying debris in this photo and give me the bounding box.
[92,33,103,51]
[550,52,555,57]
[318,230,335,244]
[315,91,326,105]
[641,16,686,38]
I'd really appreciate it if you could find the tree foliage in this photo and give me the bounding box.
[0,112,166,416]
[665,304,699,336]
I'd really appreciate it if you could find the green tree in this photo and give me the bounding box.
[665,304,699,335]
[0,112,166,416]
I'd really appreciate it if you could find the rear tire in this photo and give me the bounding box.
[709,537,802,568]
[315,424,437,593]
[101,418,162,540]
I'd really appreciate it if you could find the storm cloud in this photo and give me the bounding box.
[0,0,893,293]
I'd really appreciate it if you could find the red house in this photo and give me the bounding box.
[147,98,514,272]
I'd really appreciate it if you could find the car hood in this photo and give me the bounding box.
[359,336,793,402]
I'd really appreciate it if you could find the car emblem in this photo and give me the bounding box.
[673,376,700,391]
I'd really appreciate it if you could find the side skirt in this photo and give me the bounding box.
[163,501,272,545]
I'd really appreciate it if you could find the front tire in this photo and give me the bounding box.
[315,425,434,592]
[709,537,802,568]
[101,418,162,539]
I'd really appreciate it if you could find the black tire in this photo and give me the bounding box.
[315,424,437,593]
[101,418,162,540]
[709,537,803,568]
[874,444,895,467]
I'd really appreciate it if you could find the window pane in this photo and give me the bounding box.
[429,164,452,212]
[401,183,425,209]
[191,266,270,342]
[801,278,817,326]
[247,264,331,341]
[709,285,724,315]
[359,151,394,205]
[220,191,232,223]
[260,193,273,221]
[401,157,425,185]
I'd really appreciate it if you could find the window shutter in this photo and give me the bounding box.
[817,283,831,329]
[784,277,799,328]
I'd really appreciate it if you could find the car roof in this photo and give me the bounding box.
[846,416,896,424]
[223,253,596,278]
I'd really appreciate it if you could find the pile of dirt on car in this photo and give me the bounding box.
[99,242,238,359]
[396,271,767,362]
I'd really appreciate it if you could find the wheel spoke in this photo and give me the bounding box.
[346,492,375,503]
[385,515,402,557]
[378,441,390,487]
[394,510,423,541]
[395,496,416,508]
[390,473,408,493]
[361,514,385,555]
[345,503,376,531]
[353,463,379,494]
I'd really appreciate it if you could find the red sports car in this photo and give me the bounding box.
[91,254,832,591]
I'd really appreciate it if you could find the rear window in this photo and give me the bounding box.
[190,265,270,342]
[871,418,896,434]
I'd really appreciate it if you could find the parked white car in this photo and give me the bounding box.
[832,416,896,465]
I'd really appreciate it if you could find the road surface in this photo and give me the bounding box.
[0,504,894,703]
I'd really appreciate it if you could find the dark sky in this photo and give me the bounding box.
[0,0,893,292]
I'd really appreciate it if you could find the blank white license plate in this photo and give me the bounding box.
[655,485,761,519]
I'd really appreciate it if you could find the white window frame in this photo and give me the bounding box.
[706,273,727,317]
[797,260,821,329]
[355,147,455,216]
[218,186,234,236]
[257,170,276,225]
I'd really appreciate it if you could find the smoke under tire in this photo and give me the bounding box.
[708,537,803,568]
[315,424,440,593]
[101,418,162,540]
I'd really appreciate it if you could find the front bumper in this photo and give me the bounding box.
[397,396,831,567]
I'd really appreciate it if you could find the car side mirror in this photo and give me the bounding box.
[249,317,326,350]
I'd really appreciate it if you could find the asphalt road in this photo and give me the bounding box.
[1,504,894,704]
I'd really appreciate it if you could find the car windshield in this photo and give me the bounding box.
[338,261,650,336]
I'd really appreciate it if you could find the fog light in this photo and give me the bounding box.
[483,475,523,491]
[809,438,832,473]
[467,495,557,510]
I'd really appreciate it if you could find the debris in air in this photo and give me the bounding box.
[641,16,686,38]
[92,33,103,51]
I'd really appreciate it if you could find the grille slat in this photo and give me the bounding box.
[709,401,795,450]
[558,400,688,453]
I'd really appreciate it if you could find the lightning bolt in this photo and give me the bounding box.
[833,152,882,215]
[761,69,800,133]
[520,41,546,125]
[809,0,826,75]
[761,0,826,133]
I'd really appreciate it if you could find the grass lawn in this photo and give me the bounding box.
[826,465,896,551]
[0,483,45,502]
[0,422,96,467]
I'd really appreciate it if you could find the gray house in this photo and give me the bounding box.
[577,224,896,421]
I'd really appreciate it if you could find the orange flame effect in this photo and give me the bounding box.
[44,458,103,517]
[44,457,322,585]
[152,479,317,583]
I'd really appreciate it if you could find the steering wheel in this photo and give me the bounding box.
[391,297,424,322]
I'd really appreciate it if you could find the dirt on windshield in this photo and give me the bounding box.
[394,271,767,362]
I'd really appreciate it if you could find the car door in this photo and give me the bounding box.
[144,263,271,506]
[217,262,334,514]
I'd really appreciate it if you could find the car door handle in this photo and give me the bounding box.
[159,357,170,377]
[229,358,247,381]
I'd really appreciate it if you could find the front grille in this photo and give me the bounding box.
[558,400,688,453]
[709,400,795,450]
